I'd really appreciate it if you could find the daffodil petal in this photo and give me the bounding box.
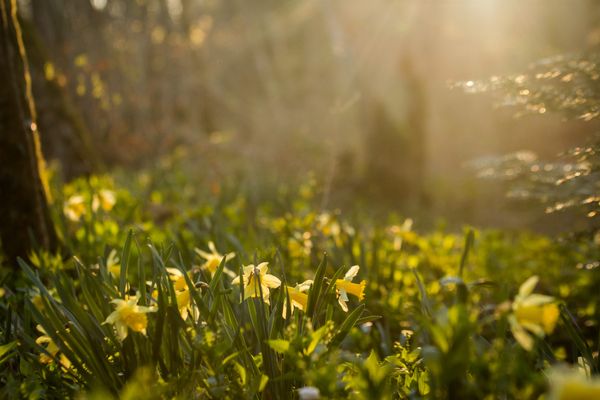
[518,276,539,297]
[344,265,360,281]
[519,294,555,306]
[257,262,269,275]
[262,274,281,288]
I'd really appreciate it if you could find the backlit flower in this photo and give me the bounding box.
[63,195,86,221]
[232,262,281,304]
[166,268,199,321]
[283,280,312,319]
[509,275,559,351]
[35,325,71,369]
[92,189,116,212]
[316,212,341,238]
[166,267,190,291]
[547,366,600,400]
[104,296,156,341]
[106,249,121,278]
[195,241,235,276]
[336,265,366,312]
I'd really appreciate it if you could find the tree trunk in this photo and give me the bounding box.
[0,0,57,266]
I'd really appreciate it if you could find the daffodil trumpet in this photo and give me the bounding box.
[335,265,366,312]
[232,263,281,304]
[165,267,200,321]
[104,296,157,341]
[509,275,559,351]
[283,280,312,319]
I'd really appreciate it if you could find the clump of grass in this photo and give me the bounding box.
[0,172,598,399]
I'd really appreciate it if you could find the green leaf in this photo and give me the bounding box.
[0,341,17,365]
[306,253,327,319]
[459,229,474,278]
[266,339,289,353]
[120,229,133,296]
[258,374,269,392]
[331,303,365,347]
[305,324,330,356]
[356,315,382,326]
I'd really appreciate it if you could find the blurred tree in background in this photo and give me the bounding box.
[5,0,599,231]
[460,50,600,233]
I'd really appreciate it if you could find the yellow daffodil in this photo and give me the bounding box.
[35,325,71,369]
[63,195,86,221]
[232,262,281,304]
[547,366,600,400]
[509,275,559,351]
[336,265,366,312]
[104,296,156,341]
[166,267,191,291]
[106,249,121,278]
[287,232,313,258]
[29,287,45,310]
[283,280,313,319]
[175,288,199,321]
[317,212,341,238]
[194,241,235,276]
[166,268,199,321]
[92,189,116,212]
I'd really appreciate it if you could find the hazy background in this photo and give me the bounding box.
[21,0,600,231]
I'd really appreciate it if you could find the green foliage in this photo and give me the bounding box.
[0,167,599,399]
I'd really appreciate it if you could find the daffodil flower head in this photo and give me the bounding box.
[317,212,341,238]
[30,288,44,311]
[92,189,116,212]
[283,280,313,319]
[195,241,235,276]
[509,275,559,351]
[175,288,199,321]
[335,265,366,312]
[547,365,600,400]
[232,262,281,304]
[104,296,157,341]
[35,325,71,369]
[36,325,60,364]
[63,195,86,221]
[166,267,190,291]
[165,268,200,321]
[106,249,121,278]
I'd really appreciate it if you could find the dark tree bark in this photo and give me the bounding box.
[0,0,57,266]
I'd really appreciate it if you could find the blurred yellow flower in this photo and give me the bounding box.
[32,294,44,310]
[336,265,366,312]
[92,189,116,212]
[166,268,199,321]
[194,241,235,276]
[104,296,156,341]
[35,325,71,369]
[548,366,600,400]
[509,275,559,351]
[63,195,86,221]
[232,262,281,304]
[106,249,121,278]
[317,212,341,238]
[166,267,190,291]
[287,232,312,258]
[176,288,199,321]
[283,280,312,319]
